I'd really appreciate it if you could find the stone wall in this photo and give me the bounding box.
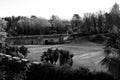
[5,34,69,45]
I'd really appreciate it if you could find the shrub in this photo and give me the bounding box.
[0,44,28,58]
[0,55,28,80]
[40,48,74,66]
[19,45,28,57]
[0,53,116,80]
[88,34,105,43]
[26,64,115,80]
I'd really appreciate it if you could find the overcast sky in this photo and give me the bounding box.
[0,0,120,19]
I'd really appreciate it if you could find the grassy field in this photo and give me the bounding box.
[26,39,107,71]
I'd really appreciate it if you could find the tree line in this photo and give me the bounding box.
[0,3,120,36]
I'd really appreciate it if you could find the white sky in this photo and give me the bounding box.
[0,0,120,19]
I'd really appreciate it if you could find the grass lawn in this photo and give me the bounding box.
[26,39,107,71]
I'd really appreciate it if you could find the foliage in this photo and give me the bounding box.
[0,52,116,80]
[0,18,7,32]
[27,64,115,80]
[1,3,120,37]
[100,33,120,80]
[0,54,28,80]
[19,45,28,57]
[81,12,106,35]
[3,15,69,36]
[71,14,82,33]
[41,48,74,66]
[88,34,105,43]
[50,15,67,34]
[0,44,28,58]
[17,17,51,35]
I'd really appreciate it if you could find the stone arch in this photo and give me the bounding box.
[44,39,49,45]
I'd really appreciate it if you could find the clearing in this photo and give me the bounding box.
[26,39,106,71]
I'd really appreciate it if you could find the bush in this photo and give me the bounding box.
[40,48,74,66]
[19,45,28,57]
[0,53,116,80]
[26,64,115,80]
[0,55,28,80]
[88,34,105,43]
[92,72,115,80]
[0,44,28,58]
